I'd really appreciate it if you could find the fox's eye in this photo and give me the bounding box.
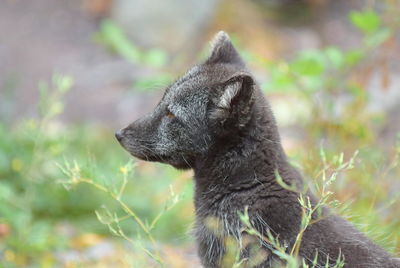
[166,109,176,119]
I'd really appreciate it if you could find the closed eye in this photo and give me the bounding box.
[166,109,176,119]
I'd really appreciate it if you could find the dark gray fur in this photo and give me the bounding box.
[116,31,400,268]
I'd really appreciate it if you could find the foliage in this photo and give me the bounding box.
[1,4,399,268]
[94,19,168,68]
[0,75,193,267]
[0,75,73,264]
[93,19,172,91]
[207,150,357,267]
[58,159,181,265]
[259,7,400,255]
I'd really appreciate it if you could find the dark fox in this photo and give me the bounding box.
[116,32,400,268]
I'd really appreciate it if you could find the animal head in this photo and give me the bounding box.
[116,31,261,169]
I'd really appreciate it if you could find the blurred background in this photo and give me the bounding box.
[0,0,399,267]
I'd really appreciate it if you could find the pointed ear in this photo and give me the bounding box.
[206,31,244,66]
[211,73,255,122]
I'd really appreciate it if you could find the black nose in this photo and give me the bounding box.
[115,130,124,142]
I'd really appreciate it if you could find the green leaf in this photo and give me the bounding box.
[27,221,52,250]
[95,206,114,225]
[264,65,296,93]
[0,182,14,200]
[344,50,364,66]
[292,51,325,76]
[96,19,141,63]
[54,74,74,93]
[143,49,168,68]
[365,28,392,47]
[349,10,381,34]
[324,47,344,68]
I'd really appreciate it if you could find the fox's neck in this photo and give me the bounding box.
[193,104,292,195]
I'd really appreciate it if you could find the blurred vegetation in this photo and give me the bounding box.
[0,76,194,267]
[1,3,400,268]
[260,6,400,255]
[94,19,173,91]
